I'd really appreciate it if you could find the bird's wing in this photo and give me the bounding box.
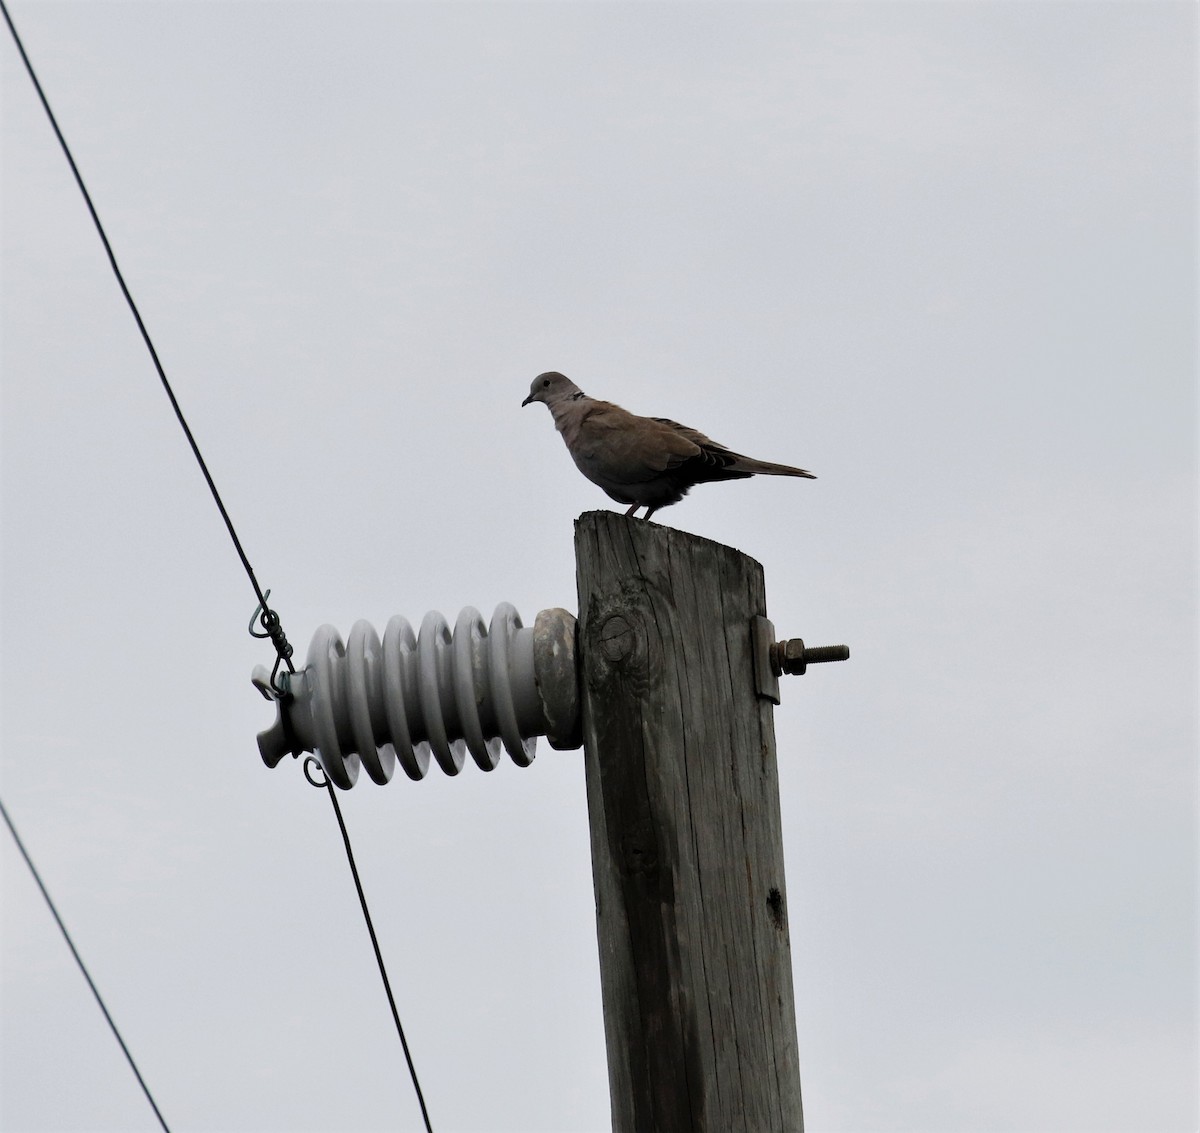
[652,417,815,480]
[568,402,702,485]
[648,418,744,473]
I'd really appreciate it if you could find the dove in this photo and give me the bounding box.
[522,371,816,520]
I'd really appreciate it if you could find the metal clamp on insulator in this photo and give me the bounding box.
[253,604,580,789]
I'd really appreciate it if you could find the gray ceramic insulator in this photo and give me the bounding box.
[254,604,580,790]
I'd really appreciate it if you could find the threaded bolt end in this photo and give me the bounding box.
[803,644,850,666]
[770,638,850,676]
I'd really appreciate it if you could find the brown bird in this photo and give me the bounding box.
[522,371,816,521]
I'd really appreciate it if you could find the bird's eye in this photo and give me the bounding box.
[542,378,551,388]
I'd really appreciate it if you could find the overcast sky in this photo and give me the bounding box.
[2,2,1196,1131]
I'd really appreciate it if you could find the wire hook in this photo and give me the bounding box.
[248,589,294,695]
[249,589,273,638]
[268,653,287,695]
[303,756,329,790]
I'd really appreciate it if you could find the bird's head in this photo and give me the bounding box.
[522,371,582,409]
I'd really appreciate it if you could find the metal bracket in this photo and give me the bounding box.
[751,616,781,704]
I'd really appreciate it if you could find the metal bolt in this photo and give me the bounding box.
[769,638,850,677]
[751,617,849,703]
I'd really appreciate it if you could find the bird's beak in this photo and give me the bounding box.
[521,393,535,407]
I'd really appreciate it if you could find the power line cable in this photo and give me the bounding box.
[0,0,279,639]
[0,796,171,1133]
[1,4,432,1126]
[305,759,435,1133]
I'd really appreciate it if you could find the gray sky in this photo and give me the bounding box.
[2,2,1196,1130]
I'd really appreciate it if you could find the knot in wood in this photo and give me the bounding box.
[767,887,786,932]
[620,830,658,877]
[599,613,635,663]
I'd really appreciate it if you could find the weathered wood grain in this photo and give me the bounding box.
[575,511,803,1133]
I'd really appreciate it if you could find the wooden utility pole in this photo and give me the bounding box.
[575,511,805,1133]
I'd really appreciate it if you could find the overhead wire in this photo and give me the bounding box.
[0,0,280,640]
[0,797,172,1133]
[305,759,435,1133]
[0,3,433,1128]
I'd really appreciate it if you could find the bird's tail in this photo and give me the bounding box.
[734,457,817,479]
